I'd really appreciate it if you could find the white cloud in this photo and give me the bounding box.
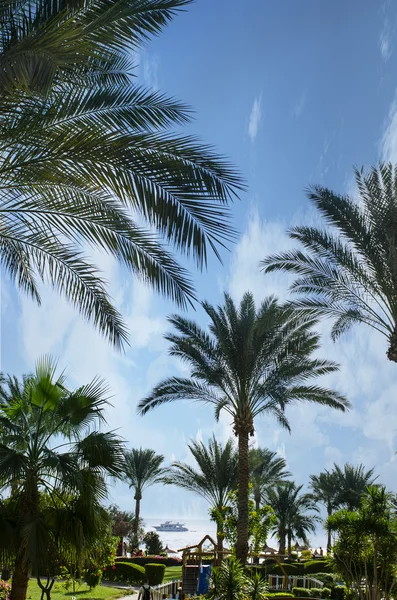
[293,90,307,118]
[248,95,262,143]
[380,18,392,61]
[381,93,397,162]
[137,50,160,90]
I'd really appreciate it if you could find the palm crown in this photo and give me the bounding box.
[138,291,349,563]
[0,0,243,348]
[263,163,397,362]
[0,356,124,600]
[249,447,291,511]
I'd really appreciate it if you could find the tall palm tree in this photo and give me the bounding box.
[0,0,243,348]
[266,481,318,556]
[262,163,397,363]
[333,463,376,511]
[0,356,125,600]
[309,470,340,551]
[249,448,290,511]
[162,436,238,556]
[138,292,349,564]
[123,448,165,546]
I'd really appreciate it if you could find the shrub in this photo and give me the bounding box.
[266,594,294,598]
[314,574,337,586]
[304,561,330,575]
[83,567,102,589]
[321,588,331,599]
[144,532,163,555]
[0,580,10,600]
[145,563,166,585]
[103,561,145,585]
[332,586,347,600]
[301,550,312,560]
[309,589,321,598]
[271,563,303,576]
[292,587,310,598]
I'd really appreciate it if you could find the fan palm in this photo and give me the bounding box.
[162,436,238,556]
[266,481,318,556]
[123,448,165,546]
[138,291,349,564]
[309,469,340,551]
[249,448,290,511]
[0,356,124,600]
[0,0,243,348]
[262,163,397,362]
[333,463,376,511]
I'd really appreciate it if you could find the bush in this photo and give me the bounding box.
[0,580,11,600]
[292,588,310,598]
[321,588,331,599]
[301,550,312,560]
[83,567,102,589]
[304,561,330,575]
[116,556,182,567]
[266,594,294,598]
[314,574,338,586]
[145,563,166,585]
[103,561,145,585]
[144,532,163,555]
[271,563,304,576]
[309,590,321,598]
[332,586,347,600]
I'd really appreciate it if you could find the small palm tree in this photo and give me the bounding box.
[262,163,397,363]
[138,292,349,563]
[162,436,238,556]
[266,482,318,556]
[309,470,340,551]
[0,356,124,600]
[333,463,376,510]
[123,448,165,546]
[249,448,290,511]
[0,0,243,347]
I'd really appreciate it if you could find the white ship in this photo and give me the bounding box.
[153,520,188,532]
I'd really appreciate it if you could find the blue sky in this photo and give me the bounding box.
[2,0,397,546]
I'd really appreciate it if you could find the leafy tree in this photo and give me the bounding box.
[266,481,318,556]
[143,531,163,556]
[309,469,341,551]
[215,487,275,559]
[209,557,267,600]
[138,292,348,563]
[108,505,144,549]
[123,449,165,547]
[0,357,124,600]
[0,0,243,348]
[249,447,290,511]
[333,463,377,510]
[163,436,238,556]
[327,486,397,600]
[262,162,397,363]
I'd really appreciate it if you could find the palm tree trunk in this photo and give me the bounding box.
[254,491,261,512]
[236,429,250,565]
[327,505,332,552]
[134,491,141,547]
[287,530,292,556]
[387,328,397,362]
[216,531,224,564]
[10,543,29,600]
[278,527,286,556]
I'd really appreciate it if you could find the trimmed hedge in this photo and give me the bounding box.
[321,589,332,599]
[267,594,294,598]
[309,590,321,598]
[103,561,146,585]
[304,561,330,575]
[292,588,310,598]
[332,586,347,600]
[145,563,166,585]
[116,556,181,567]
[272,563,304,576]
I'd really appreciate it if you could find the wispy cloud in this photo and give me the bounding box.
[293,89,307,118]
[248,95,262,143]
[380,92,397,162]
[380,15,392,62]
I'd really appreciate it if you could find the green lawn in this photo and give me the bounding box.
[26,579,132,600]
[163,566,182,583]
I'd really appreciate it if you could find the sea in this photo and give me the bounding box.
[143,518,217,554]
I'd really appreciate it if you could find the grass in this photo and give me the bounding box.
[163,566,182,583]
[26,579,132,600]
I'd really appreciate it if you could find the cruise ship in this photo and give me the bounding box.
[153,521,188,532]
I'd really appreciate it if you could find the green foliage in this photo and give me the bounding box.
[0,580,11,600]
[143,532,164,556]
[216,487,276,556]
[209,557,249,600]
[292,588,310,598]
[103,562,145,585]
[309,589,321,598]
[144,563,166,585]
[301,550,312,560]
[270,563,302,576]
[313,574,338,586]
[116,557,181,567]
[83,566,102,589]
[321,588,331,599]
[262,163,397,362]
[266,595,294,599]
[246,572,268,600]
[304,561,330,575]
[332,586,347,600]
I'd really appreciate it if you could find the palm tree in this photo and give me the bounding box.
[123,448,165,546]
[0,0,243,348]
[262,163,397,363]
[249,448,290,511]
[333,463,376,511]
[162,436,238,556]
[309,469,340,551]
[138,292,349,564]
[0,356,125,600]
[266,481,317,556]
